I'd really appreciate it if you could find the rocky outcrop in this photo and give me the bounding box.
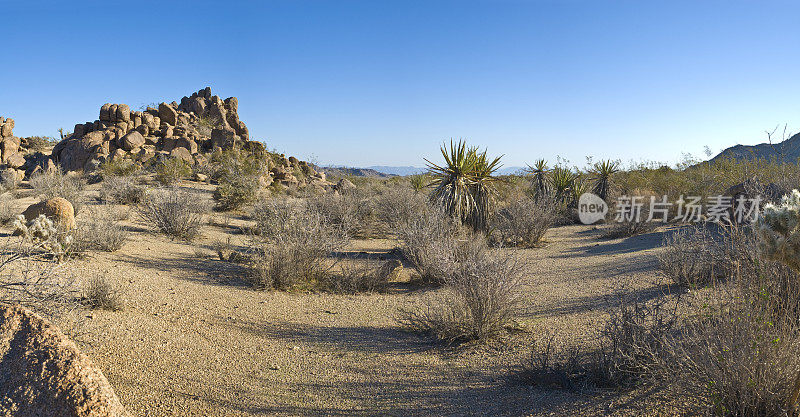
[22,197,76,230]
[0,117,26,172]
[0,304,130,416]
[52,87,253,173]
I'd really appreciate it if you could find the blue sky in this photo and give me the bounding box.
[1,0,798,168]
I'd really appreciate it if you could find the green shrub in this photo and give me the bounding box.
[155,158,191,186]
[99,158,140,178]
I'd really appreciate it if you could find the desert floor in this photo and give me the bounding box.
[12,182,675,416]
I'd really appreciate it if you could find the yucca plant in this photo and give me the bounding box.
[525,159,550,200]
[549,166,578,205]
[570,174,590,208]
[591,160,619,201]
[425,140,502,232]
[409,173,430,193]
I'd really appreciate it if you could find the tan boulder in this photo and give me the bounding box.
[118,131,145,151]
[158,102,178,126]
[170,147,193,164]
[0,303,130,417]
[22,197,76,230]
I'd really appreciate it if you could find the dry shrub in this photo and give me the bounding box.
[30,168,85,214]
[137,187,208,241]
[72,207,128,252]
[400,247,524,344]
[490,196,559,247]
[651,225,800,416]
[325,258,395,294]
[99,175,146,205]
[396,205,463,283]
[0,194,16,224]
[82,275,123,311]
[248,199,348,290]
[307,192,367,237]
[373,187,430,235]
[1,170,20,192]
[658,225,731,287]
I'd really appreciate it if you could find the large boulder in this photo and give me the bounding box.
[22,197,76,230]
[169,147,193,164]
[158,102,178,126]
[211,128,237,148]
[118,131,145,151]
[115,104,130,122]
[1,118,13,137]
[0,304,130,416]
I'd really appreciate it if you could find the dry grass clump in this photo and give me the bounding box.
[399,247,524,344]
[490,196,559,247]
[154,158,192,186]
[99,175,146,205]
[30,168,85,214]
[82,275,123,311]
[72,207,128,252]
[248,199,349,290]
[137,187,208,241]
[0,170,20,192]
[658,225,731,287]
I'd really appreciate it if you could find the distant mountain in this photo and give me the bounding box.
[709,132,800,163]
[315,166,394,178]
[365,166,425,176]
[365,165,526,176]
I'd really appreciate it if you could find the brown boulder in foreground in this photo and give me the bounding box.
[22,197,76,230]
[0,304,130,416]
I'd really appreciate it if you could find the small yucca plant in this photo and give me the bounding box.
[425,140,502,232]
[591,160,619,201]
[525,159,549,200]
[549,166,578,205]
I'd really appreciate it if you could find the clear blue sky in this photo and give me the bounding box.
[1,0,798,168]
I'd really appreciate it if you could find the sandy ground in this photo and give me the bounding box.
[11,183,676,416]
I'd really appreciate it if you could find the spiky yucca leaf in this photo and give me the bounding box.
[525,159,549,199]
[590,160,619,201]
[425,140,502,232]
[549,166,578,205]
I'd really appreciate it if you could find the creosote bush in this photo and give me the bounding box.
[154,157,192,186]
[248,199,349,290]
[30,168,85,214]
[99,158,141,178]
[399,247,524,344]
[137,187,208,241]
[211,149,266,211]
[324,259,396,294]
[99,175,146,205]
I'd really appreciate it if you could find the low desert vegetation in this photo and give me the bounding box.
[210,149,266,211]
[82,275,124,311]
[73,207,128,252]
[490,195,559,247]
[136,187,208,241]
[248,198,349,290]
[30,168,85,214]
[154,157,192,186]
[400,245,524,344]
[99,158,141,178]
[99,175,146,205]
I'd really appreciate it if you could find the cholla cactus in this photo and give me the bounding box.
[13,214,73,260]
[756,189,800,271]
[755,189,800,413]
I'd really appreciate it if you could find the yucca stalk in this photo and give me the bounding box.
[525,159,549,200]
[590,160,619,201]
[425,140,502,232]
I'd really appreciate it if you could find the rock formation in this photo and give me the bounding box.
[0,304,130,416]
[51,87,255,173]
[0,117,26,172]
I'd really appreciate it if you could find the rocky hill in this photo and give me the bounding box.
[709,131,800,163]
